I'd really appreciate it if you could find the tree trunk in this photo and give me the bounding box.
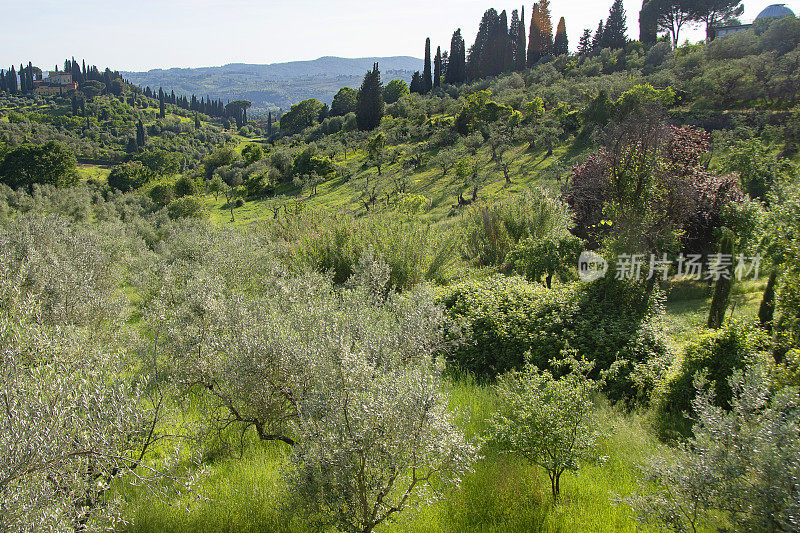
[758,270,778,332]
[708,235,734,330]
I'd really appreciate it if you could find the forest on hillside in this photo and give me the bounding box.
[1,1,800,532]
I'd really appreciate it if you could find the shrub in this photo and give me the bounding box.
[461,189,574,268]
[439,275,670,403]
[108,161,154,192]
[174,175,200,198]
[148,183,174,206]
[167,196,208,220]
[656,320,771,438]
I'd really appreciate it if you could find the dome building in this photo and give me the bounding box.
[756,4,796,20]
[713,3,796,39]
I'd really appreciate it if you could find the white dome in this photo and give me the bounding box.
[756,4,796,20]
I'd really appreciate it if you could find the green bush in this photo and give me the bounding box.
[107,161,154,192]
[167,196,209,220]
[174,175,201,198]
[148,183,175,206]
[439,275,670,403]
[655,320,771,438]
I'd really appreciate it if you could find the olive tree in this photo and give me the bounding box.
[288,260,476,533]
[0,216,177,531]
[629,366,800,533]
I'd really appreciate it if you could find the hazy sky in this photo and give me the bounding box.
[2,0,797,72]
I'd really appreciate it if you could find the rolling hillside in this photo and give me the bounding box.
[123,56,422,113]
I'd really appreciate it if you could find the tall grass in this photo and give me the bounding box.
[124,380,662,533]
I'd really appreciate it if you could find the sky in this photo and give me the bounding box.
[1,0,798,72]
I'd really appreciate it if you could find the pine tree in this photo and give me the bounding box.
[602,0,628,50]
[434,46,442,87]
[578,29,594,55]
[553,17,569,55]
[445,29,466,84]
[356,63,384,131]
[591,20,605,52]
[423,38,433,93]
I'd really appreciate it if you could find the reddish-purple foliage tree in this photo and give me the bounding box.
[567,119,742,254]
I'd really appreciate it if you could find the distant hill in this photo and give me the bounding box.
[122,56,421,114]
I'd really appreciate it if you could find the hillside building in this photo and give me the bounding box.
[713,3,796,38]
[32,71,78,96]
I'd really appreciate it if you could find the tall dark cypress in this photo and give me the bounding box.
[410,71,424,94]
[158,88,165,119]
[423,38,433,93]
[499,10,513,72]
[527,4,541,67]
[268,111,273,136]
[468,8,506,80]
[445,29,466,84]
[591,20,605,52]
[136,119,146,147]
[26,62,34,91]
[433,46,442,87]
[553,17,569,55]
[19,64,25,93]
[510,9,526,72]
[602,0,628,50]
[639,0,659,45]
[356,63,384,131]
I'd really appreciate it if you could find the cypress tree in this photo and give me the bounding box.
[527,3,543,66]
[511,8,527,71]
[194,112,200,130]
[26,62,34,91]
[592,20,605,52]
[9,66,18,94]
[158,88,165,118]
[500,10,513,72]
[410,71,424,94]
[71,94,79,115]
[434,46,442,87]
[0,70,6,94]
[423,38,433,93]
[19,64,25,93]
[356,63,384,131]
[553,17,569,55]
[136,119,146,147]
[445,29,466,84]
[268,111,273,137]
[603,0,628,50]
[537,0,554,54]
[639,0,659,45]
[468,8,508,79]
